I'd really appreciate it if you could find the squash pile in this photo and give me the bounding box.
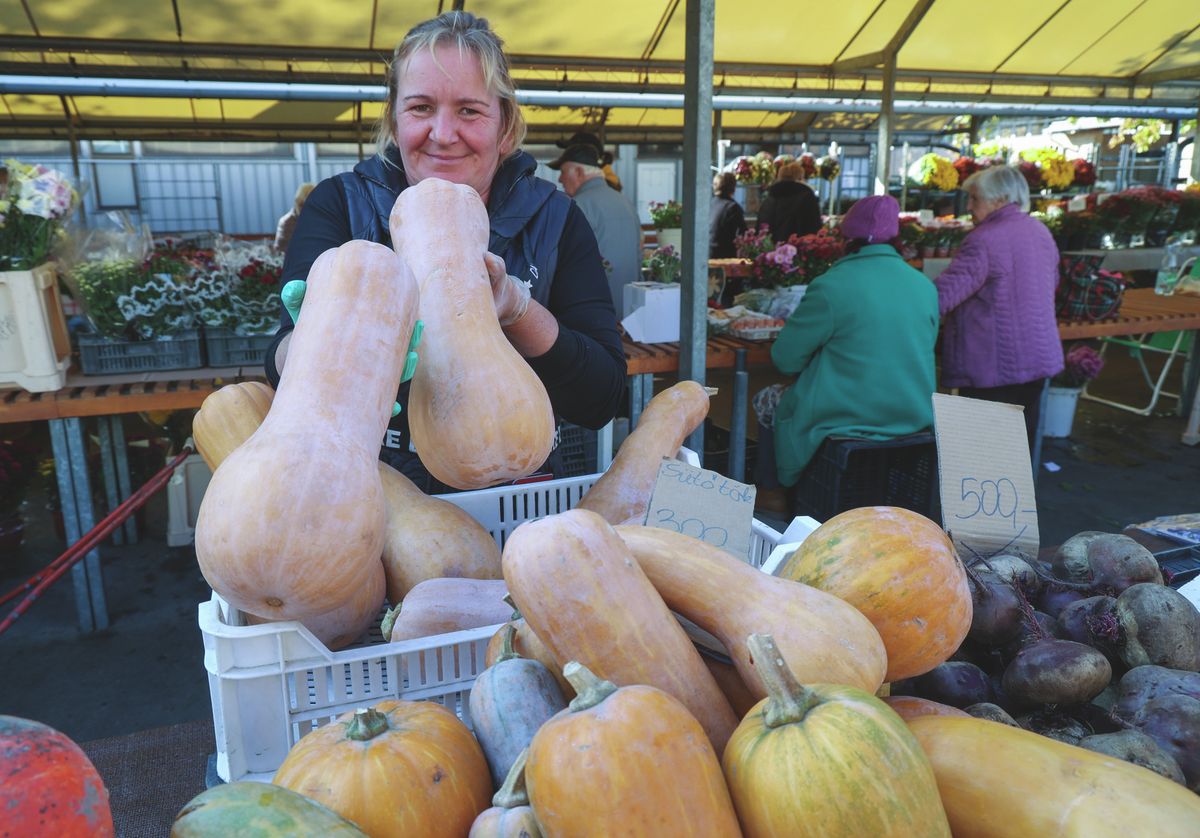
[180,179,1200,836]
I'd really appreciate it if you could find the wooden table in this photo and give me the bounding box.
[1,366,266,631]
[1056,288,1200,443]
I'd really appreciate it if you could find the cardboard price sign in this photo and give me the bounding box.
[644,458,756,560]
[932,393,1040,561]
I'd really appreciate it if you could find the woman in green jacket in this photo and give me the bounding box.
[769,195,939,487]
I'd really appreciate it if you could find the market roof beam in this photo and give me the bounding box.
[1135,64,1200,87]
[831,51,886,73]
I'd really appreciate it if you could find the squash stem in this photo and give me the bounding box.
[564,661,617,712]
[380,604,401,641]
[345,707,389,741]
[747,633,821,728]
[492,748,531,808]
[496,624,521,663]
[503,593,521,620]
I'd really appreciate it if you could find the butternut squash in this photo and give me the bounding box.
[378,464,502,602]
[195,241,418,621]
[502,509,738,751]
[383,578,511,643]
[616,525,887,697]
[244,560,385,651]
[191,379,501,605]
[192,381,274,470]
[577,381,709,525]
[908,716,1200,837]
[389,179,554,489]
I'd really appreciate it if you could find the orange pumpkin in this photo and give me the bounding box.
[525,662,741,837]
[0,715,114,838]
[273,701,491,838]
[192,381,274,470]
[722,635,951,837]
[779,506,972,681]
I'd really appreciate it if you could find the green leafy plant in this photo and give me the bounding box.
[643,244,682,283]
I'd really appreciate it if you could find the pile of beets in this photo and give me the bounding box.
[891,531,1200,792]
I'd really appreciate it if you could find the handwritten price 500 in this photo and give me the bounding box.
[955,477,1021,529]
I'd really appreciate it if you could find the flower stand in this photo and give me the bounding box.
[0,264,72,392]
[1043,386,1082,438]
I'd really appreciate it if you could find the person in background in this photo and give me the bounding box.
[936,165,1064,450]
[756,160,821,242]
[554,131,624,191]
[709,172,746,259]
[267,12,625,492]
[273,182,314,253]
[549,139,642,316]
[766,195,938,488]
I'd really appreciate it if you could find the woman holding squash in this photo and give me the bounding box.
[266,11,626,492]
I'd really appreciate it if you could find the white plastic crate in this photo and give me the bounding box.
[0,264,72,393]
[202,450,783,784]
[166,445,212,547]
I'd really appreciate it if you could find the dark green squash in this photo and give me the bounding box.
[171,781,367,837]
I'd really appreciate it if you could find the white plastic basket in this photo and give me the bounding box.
[202,450,783,784]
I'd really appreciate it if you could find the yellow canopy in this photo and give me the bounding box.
[1,0,1197,142]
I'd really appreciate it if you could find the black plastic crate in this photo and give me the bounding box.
[205,327,276,367]
[1153,545,1200,589]
[703,421,758,479]
[557,422,598,477]
[791,432,939,522]
[77,329,203,375]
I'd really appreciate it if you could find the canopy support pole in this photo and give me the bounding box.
[1193,99,1200,184]
[874,53,896,195]
[680,0,715,460]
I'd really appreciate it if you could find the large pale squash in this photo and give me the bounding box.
[382,578,511,643]
[779,506,972,681]
[617,525,887,696]
[195,240,418,621]
[389,178,554,489]
[192,380,500,607]
[502,509,738,751]
[526,662,741,838]
[191,381,274,470]
[273,701,491,838]
[577,381,709,524]
[908,716,1200,837]
[722,635,951,838]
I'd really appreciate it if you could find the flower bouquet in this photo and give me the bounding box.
[1072,159,1097,188]
[734,225,846,289]
[1053,344,1104,389]
[0,159,78,271]
[952,157,985,184]
[189,238,284,335]
[797,153,818,180]
[1019,148,1074,192]
[730,153,776,187]
[648,199,683,230]
[908,154,958,191]
[816,155,841,182]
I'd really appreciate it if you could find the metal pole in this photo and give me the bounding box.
[874,54,896,196]
[730,349,748,481]
[1192,99,1200,184]
[681,0,715,460]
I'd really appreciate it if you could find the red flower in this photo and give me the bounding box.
[1072,159,1096,187]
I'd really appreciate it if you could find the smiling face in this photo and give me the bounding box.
[393,44,509,202]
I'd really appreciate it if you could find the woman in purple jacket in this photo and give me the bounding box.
[936,165,1064,450]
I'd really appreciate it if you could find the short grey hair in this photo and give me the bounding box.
[963,165,1030,212]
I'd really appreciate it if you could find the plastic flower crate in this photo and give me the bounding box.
[77,329,203,375]
[201,456,783,784]
[204,327,277,367]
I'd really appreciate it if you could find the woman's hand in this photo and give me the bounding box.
[483,252,532,326]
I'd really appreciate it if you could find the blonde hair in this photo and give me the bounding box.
[293,182,315,213]
[375,12,527,159]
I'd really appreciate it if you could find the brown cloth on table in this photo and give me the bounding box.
[83,718,213,838]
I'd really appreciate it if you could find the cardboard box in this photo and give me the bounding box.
[622,281,680,343]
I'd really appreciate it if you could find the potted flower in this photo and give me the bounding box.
[642,244,682,284]
[189,238,285,364]
[649,199,684,254]
[0,159,78,392]
[1045,344,1104,438]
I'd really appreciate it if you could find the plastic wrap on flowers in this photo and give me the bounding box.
[0,159,79,271]
[188,238,285,335]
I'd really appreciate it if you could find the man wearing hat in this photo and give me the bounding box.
[549,138,642,315]
[764,194,939,488]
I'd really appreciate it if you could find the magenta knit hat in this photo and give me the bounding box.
[841,195,900,243]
